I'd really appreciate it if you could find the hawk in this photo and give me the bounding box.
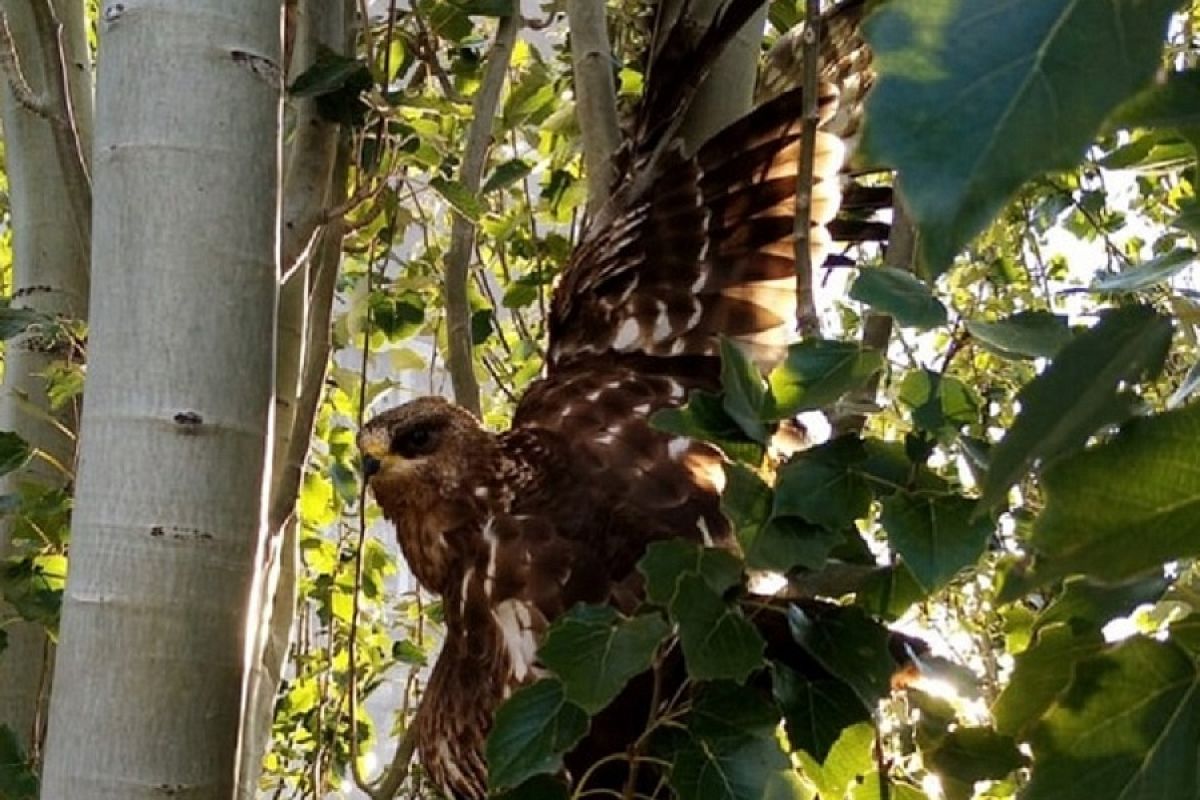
[359,1,878,796]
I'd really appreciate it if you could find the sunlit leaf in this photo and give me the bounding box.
[431,177,486,221]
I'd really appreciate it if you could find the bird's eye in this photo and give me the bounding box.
[392,425,437,458]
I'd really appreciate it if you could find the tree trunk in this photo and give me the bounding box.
[39,1,281,797]
[0,0,92,759]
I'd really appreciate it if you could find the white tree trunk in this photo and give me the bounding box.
[0,0,92,757]
[39,1,281,797]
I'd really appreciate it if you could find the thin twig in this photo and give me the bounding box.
[27,0,91,251]
[831,189,916,437]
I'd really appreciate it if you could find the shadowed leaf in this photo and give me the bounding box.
[861,0,1182,275]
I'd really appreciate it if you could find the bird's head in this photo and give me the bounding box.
[358,396,495,508]
[358,396,499,593]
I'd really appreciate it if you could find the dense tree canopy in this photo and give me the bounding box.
[2,0,1200,798]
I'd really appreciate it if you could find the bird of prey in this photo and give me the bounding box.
[359,1,877,796]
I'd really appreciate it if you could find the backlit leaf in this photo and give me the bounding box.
[1025,637,1200,800]
[766,340,884,418]
[1029,402,1200,583]
[980,305,1172,509]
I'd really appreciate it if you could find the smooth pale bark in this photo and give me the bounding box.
[566,0,620,214]
[39,1,281,797]
[444,8,520,417]
[0,0,92,757]
[657,0,767,154]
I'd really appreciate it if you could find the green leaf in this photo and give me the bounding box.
[485,679,589,793]
[855,563,928,621]
[0,725,37,800]
[671,573,765,683]
[980,305,1172,509]
[774,437,873,531]
[289,46,373,126]
[1025,637,1200,800]
[637,539,743,607]
[926,728,1025,796]
[0,432,32,478]
[1034,575,1170,634]
[797,722,876,800]
[370,294,424,340]
[1028,402,1200,583]
[965,310,1072,360]
[849,267,948,329]
[898,371,980,434]
[450,0,514,16]
[722,464,837,573]
[1110,68,1200,131]
[0,307,45,341]
[651,391,765,466]
[431,177,486,221]
[0,555,65,631]
[538,605,668,714]
[992,623,1105,738]
[880,492,993,593]
[392,639,427,666]
[861,0,1182,275]
[482,158,532,194]
[1090,249,1196,293]
[669,683,805,800]
[788,605,895,707]
[765,340,884,418]
[773,662,870,761]
[719,338,769,443]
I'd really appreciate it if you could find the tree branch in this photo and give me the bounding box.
[28,0,90,252]
[444,6,520,417]
[832,189,915,437]
[793,0,822,338]
[566,0,620,214]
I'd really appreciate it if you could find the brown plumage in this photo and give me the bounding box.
[358,2,877,796]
